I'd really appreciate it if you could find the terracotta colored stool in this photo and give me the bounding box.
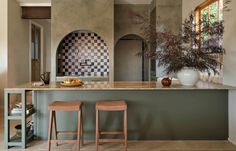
[96,101,127,151]
[48,101,83,151]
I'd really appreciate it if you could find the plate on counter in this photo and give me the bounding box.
[60,82,84,87]
[60,78,84,87]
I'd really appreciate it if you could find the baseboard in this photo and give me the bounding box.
[228,138,236,145]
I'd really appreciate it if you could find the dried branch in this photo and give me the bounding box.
[131,2,231,75]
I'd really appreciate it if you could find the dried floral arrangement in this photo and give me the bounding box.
[131,0,231,75]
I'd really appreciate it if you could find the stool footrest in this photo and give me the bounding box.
[99,139,125,143]
[49,140,81,143]
[100,131,124,135]
[57,131,80,135]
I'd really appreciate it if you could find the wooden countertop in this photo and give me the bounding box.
[5,81,236,91]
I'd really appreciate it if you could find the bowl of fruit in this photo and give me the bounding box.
[60,78,84,87]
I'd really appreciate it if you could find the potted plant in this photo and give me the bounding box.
[154,13,224,86]
[131,4,230,86]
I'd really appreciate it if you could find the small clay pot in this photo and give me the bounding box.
[161,77,172,87]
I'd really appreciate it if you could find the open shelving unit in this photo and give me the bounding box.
[4,90,37,149]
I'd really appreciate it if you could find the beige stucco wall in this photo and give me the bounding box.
[0,0,30,107]
[154,0,182,78]
[115,39,143,81]
[182,0,204,21]
[183,0,236,145]
[223,1,236,145]
[0,0,8,107]
[150,0,156,12]
[114,4,151,81]
[223,0,236,86]
[8,0,29,87]
[51,0,114,81]
[156,0,182,34]
[33,19,51,73]
[114,4,149,43]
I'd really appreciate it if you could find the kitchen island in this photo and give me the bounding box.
[4,81,236,148]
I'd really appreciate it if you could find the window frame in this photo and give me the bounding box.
[195,0,223,49]
[195,0,224,82]
[195,0,222,23]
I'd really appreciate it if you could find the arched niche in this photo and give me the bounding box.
[56,30,109,77]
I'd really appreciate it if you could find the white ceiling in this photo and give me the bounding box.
[16,0,152,6]
[16,0,51,6]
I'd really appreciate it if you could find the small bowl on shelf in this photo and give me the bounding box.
[15,124,31,137]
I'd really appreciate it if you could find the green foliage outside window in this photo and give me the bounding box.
[200,1,223,53]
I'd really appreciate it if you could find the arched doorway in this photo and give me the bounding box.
[114,34,148,81]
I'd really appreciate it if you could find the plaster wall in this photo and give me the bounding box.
[150,5,157,80]
[51,0,114,81]
[223,0,236,145]
[223,0,236,86]
[183,0,236,145]
[0,1,51,107]
[114,4,150,81]
[182,0,204,21]
[114,39,143,81]
[33,19,51,73]
[114,4,149,43]
[8,0,29,87]
[156,0,182,34]
[150,0,156,12]
[0,0,8,107]
[155,0,182,78]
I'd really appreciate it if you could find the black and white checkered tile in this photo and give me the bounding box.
[57,31,109,77]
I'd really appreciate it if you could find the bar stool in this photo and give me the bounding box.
[48,101,83,151]
[96,100,127,151]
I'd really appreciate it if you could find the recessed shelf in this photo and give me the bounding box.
[7,116,22,120]
[7,109,36,120]
[7,142,22,147]
[5,90,37,149]
[9,130,34,143]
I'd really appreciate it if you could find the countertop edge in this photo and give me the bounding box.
[4,81,236,91]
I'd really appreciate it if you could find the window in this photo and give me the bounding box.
[195,0,224,83]
[195,0,223,52]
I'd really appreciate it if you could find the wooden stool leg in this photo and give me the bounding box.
[77,110,81,151]
[124,110,127,151]
[48,111,53,151]
[81,108,84,146]
[96,110,99,151]
[52,111,58,146]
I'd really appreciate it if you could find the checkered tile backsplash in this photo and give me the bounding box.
[57,31,109,77]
